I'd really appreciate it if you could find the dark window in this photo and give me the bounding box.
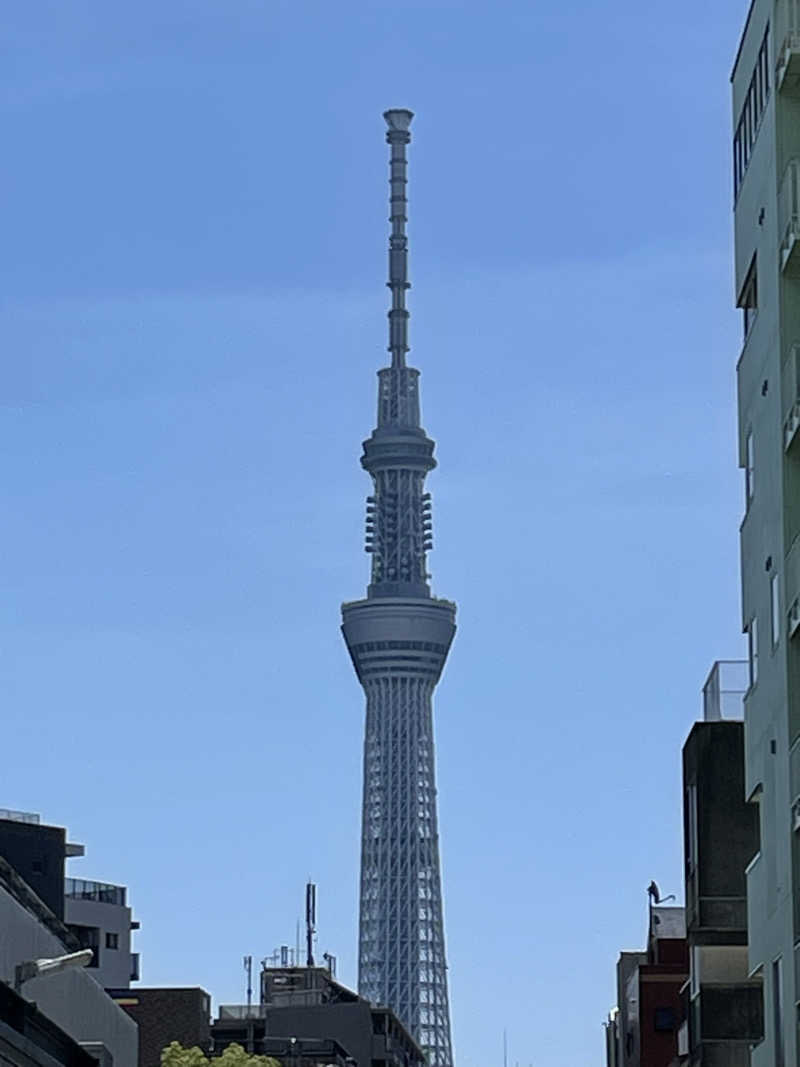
[67,924,100,967]
[774,957,785,1067]
[739,257,758,340]
[654,1007,676,1031]
[734,25,771,199]
[106,932,119,949]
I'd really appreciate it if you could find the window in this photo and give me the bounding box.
[739,258,758,340]
[687,784,698,872]
[774,956,785,1067]
[654,1007,676,1032]
[67,924,99,967]
[748,616,759,687]
[745,430,755,506]
[690,945,701,998]
[734,25,771,199]
[106,932,119,950]
[772,573,781,647]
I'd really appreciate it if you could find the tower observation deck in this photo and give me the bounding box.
[341,110,455,1067]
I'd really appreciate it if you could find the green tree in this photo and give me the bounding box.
[162,1042,280,1067]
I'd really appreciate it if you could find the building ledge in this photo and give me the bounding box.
[777,32,800,94]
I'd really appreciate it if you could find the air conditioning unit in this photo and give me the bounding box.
[789,597,800,639]
[792,797,800,832]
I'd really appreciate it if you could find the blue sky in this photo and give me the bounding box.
[2,3,749,1064]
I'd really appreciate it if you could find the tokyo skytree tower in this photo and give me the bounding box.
[341,110,456,1067]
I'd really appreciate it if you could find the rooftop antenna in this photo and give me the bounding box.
[647,880,676,906]
[306,882,316,967]
[243,955,253,1009]
[503,1029,507,1067]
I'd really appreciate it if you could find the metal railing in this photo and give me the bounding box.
[64,878,126,906]
[703,661,748,721]
[0,809,40,825]
[218,1005,268,1019]
[779,159,800,270]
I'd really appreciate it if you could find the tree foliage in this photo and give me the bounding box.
[162,1042,280,1067]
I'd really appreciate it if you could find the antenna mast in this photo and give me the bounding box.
[305,882,316,967]
[385,109,413,369]
[243,955,253,1009]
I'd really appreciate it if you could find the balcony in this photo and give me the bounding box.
[696,896,747,931]
[778,30,800,93]
[690,983,763,1045]
[780,160,800,274]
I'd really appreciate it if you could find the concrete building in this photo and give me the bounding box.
[0,810,140,992]
[341,109,455,1067]
[605,1009,621,1067]
[0,979,99,1067]
[0,855,137,1067]
[0,811,84,921]
[609,907,688,1067]
[678,661,763,1065]
[213,966,425,1067]
[732,2,800,1064]
[65,879,140,990]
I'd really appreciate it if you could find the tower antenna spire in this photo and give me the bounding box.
[384,109,414,369]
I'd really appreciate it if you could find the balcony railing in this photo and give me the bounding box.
[218,1006,268,1020]
[65,878,126,907]
[697,895,748,931]
[690,983,763,1044]
[0,809,40,825]
[702,661,747,721]
[778,1,800,92]
[780,160,800,273]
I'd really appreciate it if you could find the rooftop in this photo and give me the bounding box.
[651,906,686,940]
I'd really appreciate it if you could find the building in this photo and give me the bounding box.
[0,810,140,992]
[0,853,137,1067]
[340,109,455,1067]
[0,978,100,1067]
[0,811,84,921]
[66,879,140,990]
[212,966,424,1067]
[216,1032,351,1067]
[609,906,688,1067]
[605,1009,621,1067]
[732,2,800,1064]
[678,661,763,1066]
[111,989,211,1067]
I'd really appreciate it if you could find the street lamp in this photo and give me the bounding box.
[14,949,94,992]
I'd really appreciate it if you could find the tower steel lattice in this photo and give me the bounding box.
[342,109,456,1067]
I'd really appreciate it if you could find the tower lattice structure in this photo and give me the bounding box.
[341,109,456,1067]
